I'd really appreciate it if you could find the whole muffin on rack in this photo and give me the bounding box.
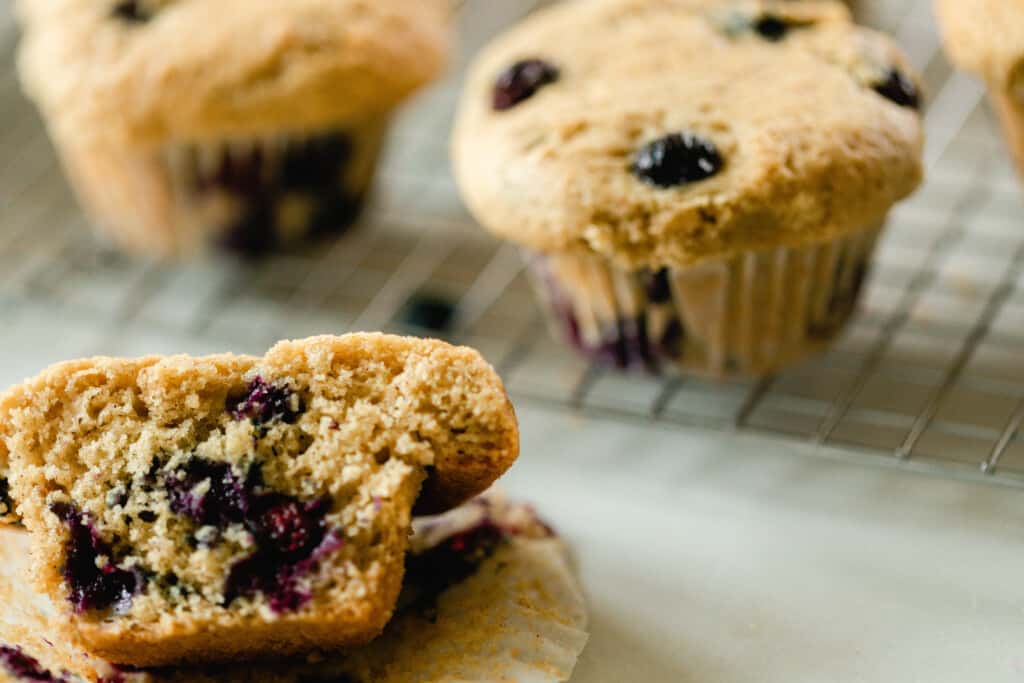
[14,0,450,258]
[935,1,1024,180]
[452,0,924,378]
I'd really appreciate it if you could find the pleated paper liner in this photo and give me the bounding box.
[0,495,589,683]
[526,225,882,378]
[56,116,388,259]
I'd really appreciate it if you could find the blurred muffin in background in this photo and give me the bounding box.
[935,1,1024,181]
[14,0,450,258]
[452,0,923,378]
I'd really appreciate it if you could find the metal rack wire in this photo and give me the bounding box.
[0,0,1022,487]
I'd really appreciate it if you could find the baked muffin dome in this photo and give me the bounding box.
[14,0,451,257]
[17,0,451,146]
[453,0,923,270]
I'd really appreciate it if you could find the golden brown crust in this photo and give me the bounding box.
[452,0,923,269]
[0,334,518,667]
[260,336,520,515]
[15,0,451,147]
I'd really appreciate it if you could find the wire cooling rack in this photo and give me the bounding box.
[0,0,1022,487]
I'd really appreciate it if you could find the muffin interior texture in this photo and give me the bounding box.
[0,335,518,666]
[0,496,586,683]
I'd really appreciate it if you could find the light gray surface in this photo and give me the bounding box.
[507,406,1024,682]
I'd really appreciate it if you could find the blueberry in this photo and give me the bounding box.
[281,133,353,190]
[165,458,248,529]
[0,646,67,682]
[162,457,341,614]
[753,15,789,41]
[49,503,144,614]
[224,526,343,614]
[111,0,150,23]
[492,59,560,111]
[399,293,458,333]
[402,521,505,621]
[646,269,673,304]
[0,478,11,515]
[229,376,303,428]
[873,68,921,110]
[632,132,723,188]
[250,495,328,556]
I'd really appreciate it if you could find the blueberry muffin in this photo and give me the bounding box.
[0,334,519,668]
[14,0,450,257]
[935,1,1024,179]
[0,495,588,683]
[453,0,923,377]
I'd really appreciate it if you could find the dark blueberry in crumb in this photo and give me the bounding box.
[224,528,343,614]
[229,376,303,427]
[161,454,343,614]
[281,134,353,190]
[111,0,149,23]
[873,68,921,110]
[646,269,673,304]
[137,510,157,523]
[165,458,248,528]
[753,15,789,41]
[399,293,458,333]
[0,645,67,682]
[49,503,143,614]
[250,495,329,556]
[0,478,11,515]
[492,59,560,111]
[631,132,723,189]
[401,521,505,621]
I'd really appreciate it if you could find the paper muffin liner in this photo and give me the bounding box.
[0,495,588,683]
[55,117,389,259]
[990,89,1024,180]
[526,225,883,378]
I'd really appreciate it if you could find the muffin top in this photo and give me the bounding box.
[15,0,450,147]
[452,0,924,269]
[935,0,1024,93]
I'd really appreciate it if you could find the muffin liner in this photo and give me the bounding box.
[0,495,588,683]
[526,225,883,377]
[56,117,389,258]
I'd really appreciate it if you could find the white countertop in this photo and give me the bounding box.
[504,406,1024,683]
